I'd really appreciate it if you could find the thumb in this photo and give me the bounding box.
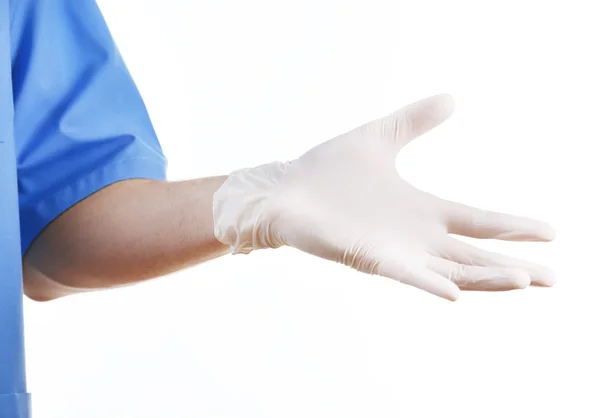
[382,93,455,150]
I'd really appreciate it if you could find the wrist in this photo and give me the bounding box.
[212,161,290,254]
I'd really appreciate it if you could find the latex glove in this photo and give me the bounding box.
[213,94,555,301]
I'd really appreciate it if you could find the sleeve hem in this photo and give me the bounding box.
[20,157,167,255]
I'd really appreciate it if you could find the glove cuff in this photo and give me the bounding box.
[213,161,290,254]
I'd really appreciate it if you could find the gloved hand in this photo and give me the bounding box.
[213,94,555,301]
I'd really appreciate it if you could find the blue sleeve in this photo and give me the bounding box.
[10,0,168,255]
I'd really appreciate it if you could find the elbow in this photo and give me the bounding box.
[22,262,85,302]
[25,290,60,303]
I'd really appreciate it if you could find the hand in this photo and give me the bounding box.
[213,94,555,301]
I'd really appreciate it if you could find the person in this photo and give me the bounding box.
[0,1,555,417]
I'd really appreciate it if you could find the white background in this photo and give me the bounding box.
[23,0,599,417]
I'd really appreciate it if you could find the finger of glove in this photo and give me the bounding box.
[445,202,555,242]
[382,93,455,151]
[380,261,461,301]
[438,237,556,287]
[427,257,531,291]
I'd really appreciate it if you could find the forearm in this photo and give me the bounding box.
[23,176,229,300]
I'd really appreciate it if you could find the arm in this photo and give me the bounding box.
[25,94,556,302]
[23,176,229,301]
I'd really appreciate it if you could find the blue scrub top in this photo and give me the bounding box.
[1,1,167,416]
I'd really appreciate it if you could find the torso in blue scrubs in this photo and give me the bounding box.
[1,1,167,416]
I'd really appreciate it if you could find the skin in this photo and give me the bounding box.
[23,177,229,301]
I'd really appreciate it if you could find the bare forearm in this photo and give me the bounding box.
[23,176,229,299]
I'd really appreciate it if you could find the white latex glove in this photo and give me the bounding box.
[213,94,555,301]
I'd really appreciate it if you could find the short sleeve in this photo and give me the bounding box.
[10,0,167,255]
